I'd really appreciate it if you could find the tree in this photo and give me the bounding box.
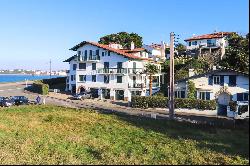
[144,63,159,96]
[187,80,196,99]
[175,43,186,56]
[98,32,143,49]
[220,33,249,73]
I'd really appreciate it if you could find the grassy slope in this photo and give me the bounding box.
[0,105,249,165]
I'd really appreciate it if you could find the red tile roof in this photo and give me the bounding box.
[184,32,233,41]
[70,41,153,61]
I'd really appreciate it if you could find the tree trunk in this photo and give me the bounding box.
[149,75,152,96]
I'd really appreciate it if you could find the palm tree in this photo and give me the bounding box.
[144,63,159,96]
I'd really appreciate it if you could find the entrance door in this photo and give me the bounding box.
[115,90,124,100]
[217,92,231,116]
[71,85,76,94]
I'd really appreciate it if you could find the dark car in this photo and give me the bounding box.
[11,96,29,106]
[0,97,14,107]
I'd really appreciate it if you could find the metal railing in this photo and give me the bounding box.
[97,68,144,75]
[128,83,145,88]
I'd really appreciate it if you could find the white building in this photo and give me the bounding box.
[184,32,233,59]
[143,42,169,60]
[174,68,249,115]
[64,41,162,101]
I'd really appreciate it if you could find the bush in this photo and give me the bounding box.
[229,101,237,112]
[42,77,66,91]
[28,80,49,95]
[131,96,217,110]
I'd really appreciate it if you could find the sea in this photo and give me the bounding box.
[0,74,62,83]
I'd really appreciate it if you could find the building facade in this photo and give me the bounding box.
[64,41,162,101]
[174,68,249,115]
[184,32,233,59]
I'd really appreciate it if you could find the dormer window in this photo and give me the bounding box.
[213,76,220,84]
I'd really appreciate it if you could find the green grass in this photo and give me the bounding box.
[0,105,249,165]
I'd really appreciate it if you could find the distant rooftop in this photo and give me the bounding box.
[184,32,234,41]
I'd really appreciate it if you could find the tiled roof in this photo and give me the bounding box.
[63,55,77,62]
[184,32,233,41]
[69,41,153,61]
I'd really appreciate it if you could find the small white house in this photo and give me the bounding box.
[184,32,233,59]
[64,41,162,101]
[143,42,169,60]
[174,68,249,115]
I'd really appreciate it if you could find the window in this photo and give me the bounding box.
[104,75,109,83]
[71,75,74,81]
[207,39,216,47]
[77,51,81,56]
[174,91,185,98]
[108,51,111,56]
[79,63,86,70]
[73,75,76,81]
[117,76,122,83]
[237,93,249,101]
[199,92,210,100]
[73,64,77,70]
[84,50,88,60]
[213,76,220,84]
[191,41,197,45]
[189,42,191,46]
[96,49,99,56]
[229,75,236,86]
[92,75,96,82]
[79,75,86,82]
[89,50,92,56]
[102,52,105,56]
[131,91,142,96]
[92,63,96,70]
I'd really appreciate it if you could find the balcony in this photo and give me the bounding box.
[97,68,144,75]
[128,83,145,88]
[78,55,100,62]
[97,68,127,75]
[206,43,219,47]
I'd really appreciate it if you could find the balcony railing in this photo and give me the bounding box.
[206,43,217,47]
[97,68,144,75]
[128,83,145,88]
[78,55,100,62]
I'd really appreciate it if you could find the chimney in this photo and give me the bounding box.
[188,69,195,77]
[131,41,135,50]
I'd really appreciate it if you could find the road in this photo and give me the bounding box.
[0,81,235,127]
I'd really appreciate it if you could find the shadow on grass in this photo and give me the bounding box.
[86,106,249,160]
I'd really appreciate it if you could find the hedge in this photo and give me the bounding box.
[131,96,217,110]
[42,77,66,91]
[25,80,49,95]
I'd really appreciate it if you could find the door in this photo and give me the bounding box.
[115,90,124,100]
[217,92,231,116]
[133,62,136,73]
[104,62,109,73]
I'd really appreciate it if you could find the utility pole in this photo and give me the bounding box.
[49,59,52,78]
[169,32,175,119]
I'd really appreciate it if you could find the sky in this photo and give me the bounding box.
[0,0,248,71]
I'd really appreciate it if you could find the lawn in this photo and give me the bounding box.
[0,105,249,165]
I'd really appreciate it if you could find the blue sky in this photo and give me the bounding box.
[0,0,248,71]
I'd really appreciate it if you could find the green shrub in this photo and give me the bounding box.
[42,77,66,91]
[229,101,237,112]
[29,80,49,95]
[131,96,217,110]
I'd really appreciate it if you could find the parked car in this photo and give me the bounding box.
[72,92,92,100]
[0,97,15,107]
[11,96,29,106]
